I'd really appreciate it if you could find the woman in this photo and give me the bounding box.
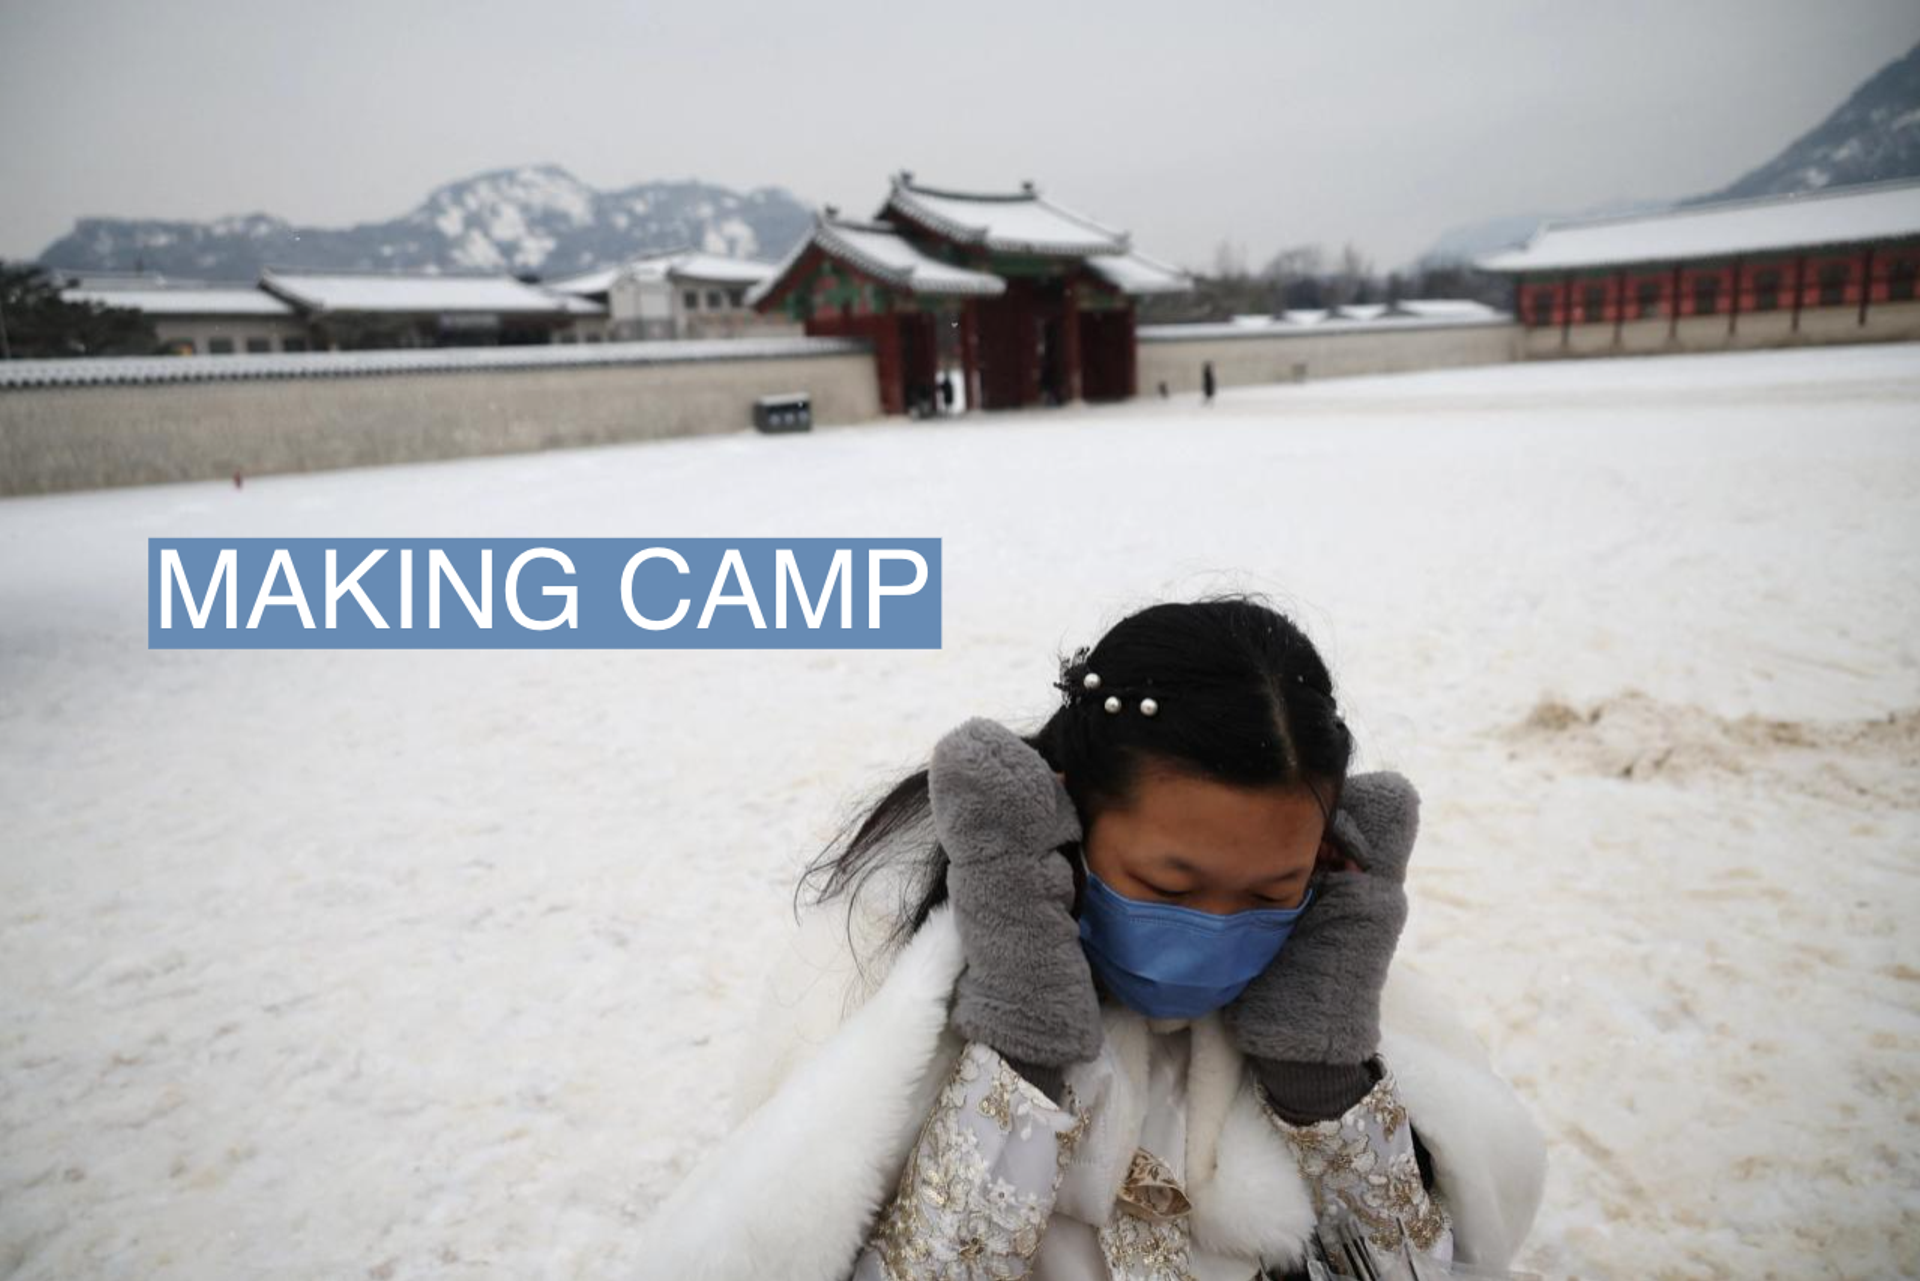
[640,596,1547,1279]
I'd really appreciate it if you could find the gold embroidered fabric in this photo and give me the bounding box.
[1254,1060,1453,1263]
[854,1040,1092,1279]
[1113,1146,1192,1224]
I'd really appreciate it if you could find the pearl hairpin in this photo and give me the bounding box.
[1078,667,1158,716]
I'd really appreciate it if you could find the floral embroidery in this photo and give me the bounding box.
[1256,1060,1453,1260]
[862,1042,1091,1279]
[1097,1191,1200,1280]
[1095,1145,1200,1281]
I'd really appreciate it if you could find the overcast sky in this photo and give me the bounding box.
[3,0,1916,273]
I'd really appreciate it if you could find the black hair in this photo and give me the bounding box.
[790,591,1357,989]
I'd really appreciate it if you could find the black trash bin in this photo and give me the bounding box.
[753,392,812,434]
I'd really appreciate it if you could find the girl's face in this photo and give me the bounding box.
[1070,766,1340,916]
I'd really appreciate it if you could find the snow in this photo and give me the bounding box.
[1140,312,1506,343]
[1391,299,1504,320]
[1479,179,1920,272]
[547,254,773,299]
[810,219,1006,297]
[61,287,296,318]
[887,179,1130,256]
[657,253,774,286]
[260,270,570,315]
[1088,250,1193,296]
[545,266,623,297]
[2,342,1918,1279]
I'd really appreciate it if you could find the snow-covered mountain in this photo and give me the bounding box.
[37,164,814,279]
[1691,42,1920,203]
[1417,40,1920,267]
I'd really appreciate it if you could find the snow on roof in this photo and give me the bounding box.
[660,253,775,285]
[0,335,871,390]
[1478,179,1920,272]
[1139,311,1512,343]
[750,215,1006,306]
[1089,250,1193,295]
[548,252,775,297]
[545,266,622,297]
[551,294,608,316]
[884,174,1130,257]
[1283,309,1329,325]
[62,285,296,318]
[260,269,572,315]
[1334,303,1388,321]
[1390,298,1503,320]
[819,220,1007,295]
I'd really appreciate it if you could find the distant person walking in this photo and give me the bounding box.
[1202,360,1217,404]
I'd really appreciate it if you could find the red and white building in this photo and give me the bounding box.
[1479,179,1920,357]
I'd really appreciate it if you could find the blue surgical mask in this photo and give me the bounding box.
[1076,867,1314,1019]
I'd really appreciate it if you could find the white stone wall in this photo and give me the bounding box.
[0,350,882,496]
[1139,321,1520,393]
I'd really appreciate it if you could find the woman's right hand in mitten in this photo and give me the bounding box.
[929,717,1104,1101]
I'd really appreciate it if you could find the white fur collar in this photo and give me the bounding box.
[643,895,1546,1278]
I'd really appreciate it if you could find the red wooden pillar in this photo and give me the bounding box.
[960,301,981,411]
[1728,257,1742,338]
[872,319,904,416]
[1859,247,1876,327]
[1559,272,1573,349]
[1612,269,1627,347]
[1062,281,1083,402]
[1790,253,1806,334]
[1668,264,1683,343]
[1122,308,1138,399]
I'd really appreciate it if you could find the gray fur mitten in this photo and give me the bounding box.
[929,717,1104,1096]
[1221,771,1420,1121]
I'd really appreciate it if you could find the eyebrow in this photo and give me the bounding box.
[1159,853,1308,883]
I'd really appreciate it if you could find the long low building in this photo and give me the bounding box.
[59,275,314,355]
[1478,179,1920,357]
[51,260,803,354]
[257,269,583,348]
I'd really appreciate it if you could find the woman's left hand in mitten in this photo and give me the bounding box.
[1220,770,1420,1122]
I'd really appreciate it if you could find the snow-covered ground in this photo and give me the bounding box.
[2,342,1917,1279]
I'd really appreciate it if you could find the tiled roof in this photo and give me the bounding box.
[748,215,1006,306]
[1478,179,1920,272]
[883,175,1130,257]
[1087,250,1192,295]
[62,286,297,318]
[547,251,776,296]
[260,269,572,315]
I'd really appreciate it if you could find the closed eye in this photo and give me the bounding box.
[1143,882,1299,907]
